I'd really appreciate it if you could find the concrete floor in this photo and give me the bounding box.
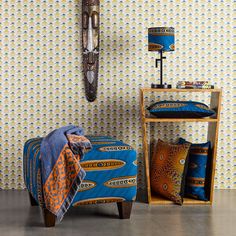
[0,190,235,236]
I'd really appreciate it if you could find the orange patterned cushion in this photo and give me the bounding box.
[151,139,191,205]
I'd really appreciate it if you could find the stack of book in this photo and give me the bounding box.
[176,81,214,89]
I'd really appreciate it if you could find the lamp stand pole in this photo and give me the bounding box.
[151,51,172,89]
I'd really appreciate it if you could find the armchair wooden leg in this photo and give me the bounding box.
[43,209,56,227]
[117,201,133,219]
[28,192,38,206]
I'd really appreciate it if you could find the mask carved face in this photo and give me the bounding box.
[82,0,100,102]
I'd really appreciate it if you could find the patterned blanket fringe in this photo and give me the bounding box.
[56,169,86,222]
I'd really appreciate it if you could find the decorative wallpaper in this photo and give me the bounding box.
[0,1,235,190]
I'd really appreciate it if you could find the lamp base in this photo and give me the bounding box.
[151,83,172,89]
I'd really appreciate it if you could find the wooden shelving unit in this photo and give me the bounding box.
[140,88,222,205]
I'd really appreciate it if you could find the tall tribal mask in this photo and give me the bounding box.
[82,0,100,102]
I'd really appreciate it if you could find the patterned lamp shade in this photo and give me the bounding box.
[148,27,175,52]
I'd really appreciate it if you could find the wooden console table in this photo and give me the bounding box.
[140,88,222,205]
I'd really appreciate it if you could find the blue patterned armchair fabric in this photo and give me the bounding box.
[24,136,137,207]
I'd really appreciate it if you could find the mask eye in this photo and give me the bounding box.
[92,11,99,29]
[83,12,89,29]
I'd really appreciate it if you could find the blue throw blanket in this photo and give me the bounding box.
[40,125,91,221]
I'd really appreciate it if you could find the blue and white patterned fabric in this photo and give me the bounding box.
[148,27,175,52]
[24,136,137,207]
[147,101,216,118]
[178,138,210,201]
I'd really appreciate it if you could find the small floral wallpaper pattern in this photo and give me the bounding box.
[0,1,235,189]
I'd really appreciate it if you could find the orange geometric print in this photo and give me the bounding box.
[186,177,205,187]
[43,144,82,215]
[151,139,191,205]
[67,134,89,143]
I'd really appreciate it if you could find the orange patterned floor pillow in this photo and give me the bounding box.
[151,139,191,205]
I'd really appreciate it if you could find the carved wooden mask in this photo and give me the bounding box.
[82,0,100,102]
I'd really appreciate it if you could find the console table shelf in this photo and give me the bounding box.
[144,117,218,123]
[140,88,222,205]
[151,193,211,205]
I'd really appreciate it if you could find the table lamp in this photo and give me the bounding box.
[148,27,175,88]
